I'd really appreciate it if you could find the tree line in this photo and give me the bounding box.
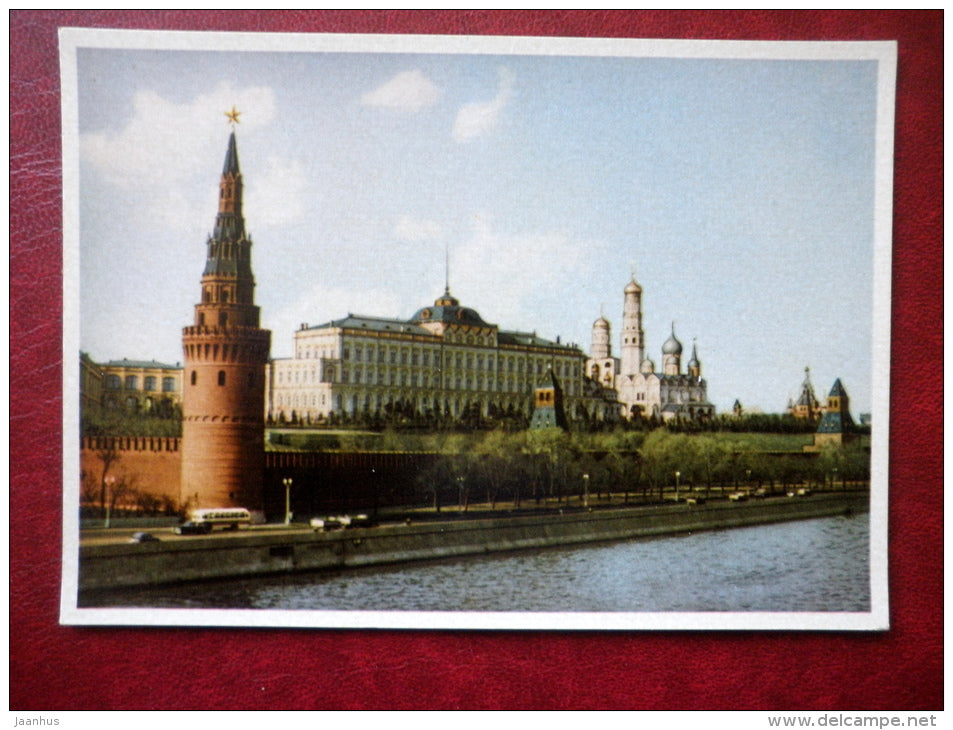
[402,428,870,511]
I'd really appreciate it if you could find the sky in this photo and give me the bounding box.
[71,35,888,415]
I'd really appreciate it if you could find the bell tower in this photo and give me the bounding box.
[620,275,645,377]
[181,117,271,512]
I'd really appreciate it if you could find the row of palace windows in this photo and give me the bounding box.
[273,392,533,414]
[296,333,500,361]
[275,361,582,390]
[283,351,579,380]
[273,371,580,398]
[105,375,177,392]
[297,339,577,374]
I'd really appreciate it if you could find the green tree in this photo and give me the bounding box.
[473,430,516,508]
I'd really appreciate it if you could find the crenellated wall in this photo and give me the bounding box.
[81,437,182,502]
[79,440,438,515]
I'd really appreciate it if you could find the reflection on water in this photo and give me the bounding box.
[84,514,870,613]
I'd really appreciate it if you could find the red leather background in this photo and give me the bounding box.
[10,11,942,710]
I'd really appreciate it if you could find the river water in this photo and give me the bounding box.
[87,513,870,613]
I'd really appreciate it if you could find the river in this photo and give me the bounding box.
[86,513,869,613]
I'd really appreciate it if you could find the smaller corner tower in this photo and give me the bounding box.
[814,378,858,446]
[530,368,569,430]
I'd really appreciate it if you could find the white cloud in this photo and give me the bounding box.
[81,82,276,189]
[361,70,441,113]
[451,215,588,331]
[245,156,309,229]
[394,215,444,243]
[452,67,514,143]
[265,284,405,359]
[79,83,313,234]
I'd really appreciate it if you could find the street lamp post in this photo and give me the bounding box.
[583,473,590,509]
[104,475,115,528]
[675,470,681,502]
[283,477,293,525]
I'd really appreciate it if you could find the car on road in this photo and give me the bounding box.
[310,516,348,531]
[173,521,213,535]
[130,531,160,543]
[310,514,377,531]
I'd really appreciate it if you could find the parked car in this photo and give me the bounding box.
[310,516,346,531]
[310,514,374,531]
[347,514,376,528]
[728,492,748,502]
[129,531,160,543]
[173,521,213,535]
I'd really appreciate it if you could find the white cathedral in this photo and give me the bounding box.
[586,276,715,423]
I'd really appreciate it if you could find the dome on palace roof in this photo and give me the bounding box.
[411,288,489,327]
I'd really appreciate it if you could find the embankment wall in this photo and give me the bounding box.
[78,492,867,593]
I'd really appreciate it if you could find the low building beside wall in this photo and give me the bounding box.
[98,358,183,417]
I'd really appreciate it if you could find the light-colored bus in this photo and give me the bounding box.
[189,508,252,531]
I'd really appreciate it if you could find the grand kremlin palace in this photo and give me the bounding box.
[265,286,620,425]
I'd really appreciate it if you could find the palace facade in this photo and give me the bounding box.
[266,286,620,426]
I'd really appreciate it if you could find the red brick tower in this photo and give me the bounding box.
[181,129,271,511]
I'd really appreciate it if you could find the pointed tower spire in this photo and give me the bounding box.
[816,378,856,442]
[688,338,701,378]
[444,241,451,295]
[209,130,246,249]
[222,131,240,176]
[792,365,821,420]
